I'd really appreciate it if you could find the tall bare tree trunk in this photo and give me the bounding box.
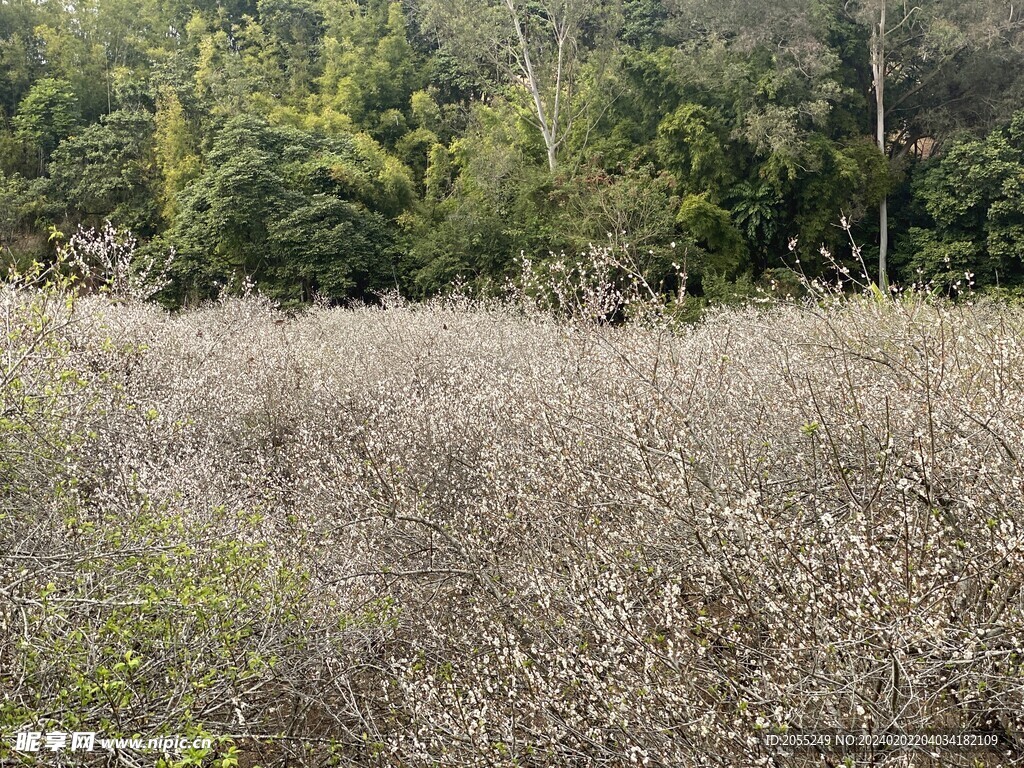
[872,2,889,292]
[505,0,560,171]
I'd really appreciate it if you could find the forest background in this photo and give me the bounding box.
[2,0,1024,306]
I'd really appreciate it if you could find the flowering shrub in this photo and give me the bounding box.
[516,243,690,326]
[1,282,1023,766]
[63,221,176,301]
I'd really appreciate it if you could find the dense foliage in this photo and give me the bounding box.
[2,277,1023,766]
[1,0,1023,303]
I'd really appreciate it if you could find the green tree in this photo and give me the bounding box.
[655,103,734,200]
[255,0,325,100]
[13,78,81,174]
[853,0,1024,288]
[190,13,261,116]
[50,109,159,233]
[422,0,621,170]
[404,102,553,294]
[0,0,43,119]
[676,193,748,278]
[664,0,1024,288]
[312,0,423,142]
[908,112,1024,289]
[153,87,201,223]
[167,114,401,303]
[0,172,51,260]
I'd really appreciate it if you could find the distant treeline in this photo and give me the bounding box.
[1,0,1023,304]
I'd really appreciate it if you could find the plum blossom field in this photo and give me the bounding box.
[1,281,1023,767]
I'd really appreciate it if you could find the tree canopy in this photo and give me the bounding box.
[1,0,1023,303]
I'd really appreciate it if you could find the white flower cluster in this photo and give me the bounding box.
[2,286,1023,766]
[63,221,176,302]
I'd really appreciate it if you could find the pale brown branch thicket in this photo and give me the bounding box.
[1,283,1023,767]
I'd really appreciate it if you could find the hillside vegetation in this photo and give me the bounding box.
[2,0,1024,302]
[2,284,1023,766]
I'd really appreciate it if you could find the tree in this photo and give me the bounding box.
[153,87,201,222]
[267,193,393,297]
[0,0,44,119]
[0,172,51,258]
[404,101,554,293]
[189,13,262,116]
[849,0,1024,289]
[29,0,168,124]
[12,78,81,174]
[421,0,620,170]
[664,0,1024,289]
[908,111,1024,289]
[254,0,325,100]
[312,0,424,141]
[50,109,159,233]
[869,1,890,288]
[167,114,403,303]
[654,102,734,200]
[676,192,748,278]
[557,164,680,256]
